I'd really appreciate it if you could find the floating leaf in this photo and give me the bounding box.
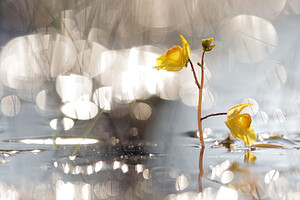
[251,143,284,148]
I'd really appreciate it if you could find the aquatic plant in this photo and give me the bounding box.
[154,35,256,148]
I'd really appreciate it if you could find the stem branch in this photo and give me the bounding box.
[189,60,200,89]
[201,112,227,121]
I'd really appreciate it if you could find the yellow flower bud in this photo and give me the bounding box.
[202,37,215,52]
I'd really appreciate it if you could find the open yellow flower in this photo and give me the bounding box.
[225,103,257,146]
[154,35,191,71]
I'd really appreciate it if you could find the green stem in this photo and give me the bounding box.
[71,109,103,157]
[71,160,87,183]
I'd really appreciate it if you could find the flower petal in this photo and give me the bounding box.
[225,118,256,146]
[225,110,256,146]
[234,113,252,129]
[154,36,190,72]
[154,46,184,71]
[227,103,252,119]
[207,44,215,51]
[156,53,167,66]
[165,46,183,61]
[154,63,184,71]
[180,35,191,66]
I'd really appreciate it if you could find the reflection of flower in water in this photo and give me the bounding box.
[207,151,259,199]
[244,151,257,164]
[227,162,260,199]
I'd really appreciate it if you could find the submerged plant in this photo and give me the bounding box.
[154,35,256,148]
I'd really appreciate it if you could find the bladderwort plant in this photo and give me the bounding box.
[154,35,256,148]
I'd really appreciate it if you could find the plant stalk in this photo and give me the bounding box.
[198,52,205,148]
[71,109,102,157]
[198,147,205,192]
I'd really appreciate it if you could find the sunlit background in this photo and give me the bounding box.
[1,0,300,199]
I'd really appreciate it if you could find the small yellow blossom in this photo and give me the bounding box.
[202,38,215,52]
[154,35,191,71]
[225,103,257,146]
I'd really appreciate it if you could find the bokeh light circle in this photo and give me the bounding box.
[1,95,21,117]
[220,15,278,63]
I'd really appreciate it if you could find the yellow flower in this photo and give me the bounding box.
[154,35,191,71]
[225,103,257,146]
[202,38,215,52]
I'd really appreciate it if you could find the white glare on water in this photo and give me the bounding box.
[175,174,189,191]
[216,186,238,200]
[20,137,99,145]
[143,169,151,180]
[113,161,121,170]
[221,171,234,184]
[197,187,217,200]
[135,164,144,173]
[210,160,231,180]
[81,184,91,200]
[265,170,280,184]
[94,161,104,173]
[61,101,98,120]
[56,181,75,200]
[86,165,94,175]
[121,164,129,173]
